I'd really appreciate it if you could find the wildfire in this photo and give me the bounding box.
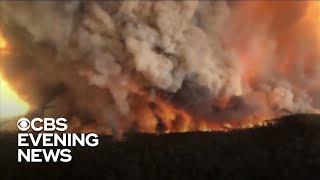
[0,2,318,134]
[130,91,274,133]
[0,33,30,119]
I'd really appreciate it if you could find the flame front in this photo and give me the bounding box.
[0,1,319,134]
[129,1,320,133]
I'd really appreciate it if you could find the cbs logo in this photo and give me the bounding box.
[17,118,68,132]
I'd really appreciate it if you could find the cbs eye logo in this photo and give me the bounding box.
[17,118,30,131]
[16,118,68,132]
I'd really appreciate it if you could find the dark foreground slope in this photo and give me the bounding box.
[0,114,320,180]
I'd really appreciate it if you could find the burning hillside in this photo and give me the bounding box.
[1,114,320,179]
[0,1,319,134]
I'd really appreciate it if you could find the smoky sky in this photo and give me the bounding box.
[0,1,319,134]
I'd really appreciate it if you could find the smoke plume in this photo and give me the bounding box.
[1,1,319,134]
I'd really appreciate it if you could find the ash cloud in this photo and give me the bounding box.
[0,1,319,133]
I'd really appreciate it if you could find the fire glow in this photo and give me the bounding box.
[0,34,30,119]
[0,1,319,134]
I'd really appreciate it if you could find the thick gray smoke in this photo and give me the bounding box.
[1,1,319,133]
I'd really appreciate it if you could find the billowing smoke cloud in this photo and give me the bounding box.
[0,1,319,134]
